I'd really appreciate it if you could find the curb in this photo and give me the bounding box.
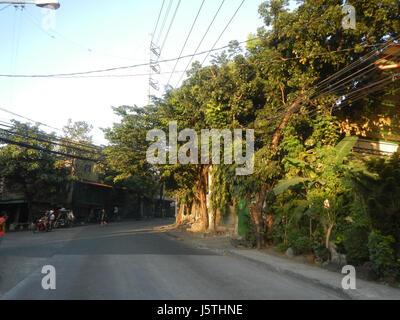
[226,250,356,300]
[165,230,374,300]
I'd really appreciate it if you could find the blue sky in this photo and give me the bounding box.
[0,0,295,144]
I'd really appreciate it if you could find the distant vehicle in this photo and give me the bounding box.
[53,209,76,229]
[33,216,50,233]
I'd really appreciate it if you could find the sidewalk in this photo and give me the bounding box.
[165,227,400,300]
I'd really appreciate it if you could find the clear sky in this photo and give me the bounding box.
[0,0,294,145]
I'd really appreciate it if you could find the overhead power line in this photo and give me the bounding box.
[0,38,259,79]
[0,106,61,131]
[166,0,206,87]
[201,0,246,65]
[0,126,101,156]
[156,0,174,46]
[45,70,187,79]
[0,119,103,151]
[0,136,102,162]
[255,37,400,126]
[176,0,226,88]
[159,0,182,55]
[151,0,166,46]
[22,9,144,62]
[0,4,11,12]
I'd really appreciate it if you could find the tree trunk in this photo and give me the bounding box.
[215,209,221,228]
[271,96,304,148]
[140,198,144,219]
[247,185,267,249]
[208,211,215,232]
[195,166,210,231]
[27,200,33,224]
[175,199,185,226]
[198,187,208,231]
[326,223,335,249]
[207,166,215,232]
[250,204,263,249]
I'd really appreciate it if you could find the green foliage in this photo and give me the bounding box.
[63,119,93,143]
[0,121,71,214]
[210,166,232,216]
[100,0,400,255]
[343,226,370,265]
[313,242,330,261]
[287,229,313,255]
[276,242,290,253]
[368,230,397,278]
[103,105,161,198]
[236,199,255,245]
[273,177,309,196]
[334,136,359,164]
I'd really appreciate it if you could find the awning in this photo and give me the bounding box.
[0,200,27,205]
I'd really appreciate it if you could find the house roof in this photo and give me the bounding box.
[81,181,113,189]
[376,43,400,70]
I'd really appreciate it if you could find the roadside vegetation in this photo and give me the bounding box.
[103,0,400,282]
[0,0,399,282]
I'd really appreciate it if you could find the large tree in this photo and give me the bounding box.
[0,121,71,221]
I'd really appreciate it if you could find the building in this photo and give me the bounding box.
[339,43,400,157]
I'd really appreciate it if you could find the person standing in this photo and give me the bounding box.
[48,210,56,230]
[113,206,119,222]
[0,212,9,246]
[99,209,107,226]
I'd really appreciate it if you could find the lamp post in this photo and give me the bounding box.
[0,0,60,10]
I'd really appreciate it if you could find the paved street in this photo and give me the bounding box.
[0,219,344,300]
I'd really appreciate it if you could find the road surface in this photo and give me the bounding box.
[0,219,344,300]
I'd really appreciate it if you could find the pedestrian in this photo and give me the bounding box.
[48,210,56,230]
[113,206,119,221]
[0,212,9,246]
[99,209,107,226]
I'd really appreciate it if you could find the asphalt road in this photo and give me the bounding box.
[0,219,344,300]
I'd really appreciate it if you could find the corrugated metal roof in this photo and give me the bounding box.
[81,181,113,189]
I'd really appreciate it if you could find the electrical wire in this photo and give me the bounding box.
[159,0,181,55]
[0,38,259,78]
[45,70,187,79]
[0,119,103,151]
[166,0,206,87]
[23,8,146,63]
[0,136,102,162]
[304,73,400,120]
[260,38,400,125]
[201,0,246,65]
[0,107,61,132]
[0,4,11,11]
[151,0,166,46]
[176,0,225,88]
[156,0,174,46]
[0,126,100,155]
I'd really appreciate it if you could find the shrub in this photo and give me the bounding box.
[367,230,396,278]
[277,242,290,253]
[343,226,370,265]
[313,240,330,261]
[287,229,313,255]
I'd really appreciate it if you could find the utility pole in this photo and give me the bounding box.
[148,33,152,106]
[148,33,161,105]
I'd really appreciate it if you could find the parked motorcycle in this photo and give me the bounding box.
[33,217,50,233]
[53,209,75,229]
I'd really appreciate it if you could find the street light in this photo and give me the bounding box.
[0,0,60,10]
